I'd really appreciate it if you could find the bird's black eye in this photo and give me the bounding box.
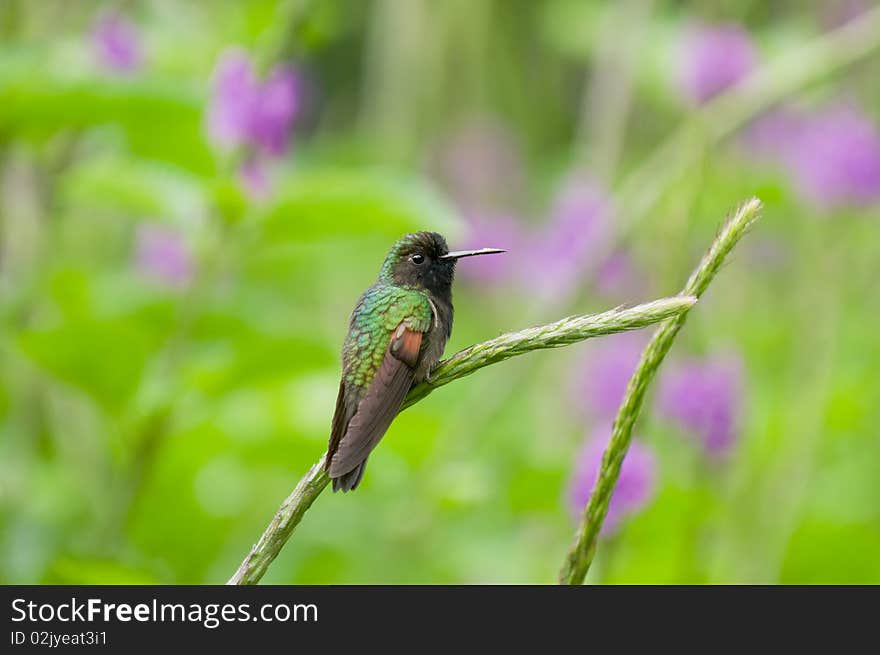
[411,253,425,265]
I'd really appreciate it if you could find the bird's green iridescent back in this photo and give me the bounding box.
[342,284,433,389]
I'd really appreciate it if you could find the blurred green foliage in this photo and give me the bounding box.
[1,0,879,584]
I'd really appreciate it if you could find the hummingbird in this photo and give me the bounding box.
[325,231,505,492]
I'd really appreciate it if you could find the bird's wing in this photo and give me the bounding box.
[326,379,355,466]
[327,322,422,478]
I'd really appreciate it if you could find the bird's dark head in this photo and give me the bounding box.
[378,231,504,298]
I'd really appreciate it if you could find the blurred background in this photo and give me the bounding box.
[1,0,879,584]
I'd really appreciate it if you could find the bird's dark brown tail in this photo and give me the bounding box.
[331,459,367,492]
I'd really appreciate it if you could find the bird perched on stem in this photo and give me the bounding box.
[325,232,505,491]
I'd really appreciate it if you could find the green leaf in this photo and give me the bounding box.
[211,177,248,225]
[0,382,8,422]
[57,156,206,220]
[540,0,604,61]
[48,268,92,320]
[18,320,155,412]
[781,520,880,583]
[44,558,159,585]
[0,71,215,175]
[259,168,460,242]
[189,333,336,395]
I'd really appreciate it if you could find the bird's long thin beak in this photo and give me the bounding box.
[439,247,506,261]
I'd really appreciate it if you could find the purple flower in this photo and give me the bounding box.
[249,65,299,156]
[657,354,744,457]
[571,332,645,421]
[521,174,612,299]
[239,158,271,201]
[785,105,880,208]
[678,23,757,104]
[568,426,656,536]
[207,51,259,149]
[207,49,300,158]
[135,225,193,288]
[747,104,880,208]
[92,11,143,74]
[742,107,805,157]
